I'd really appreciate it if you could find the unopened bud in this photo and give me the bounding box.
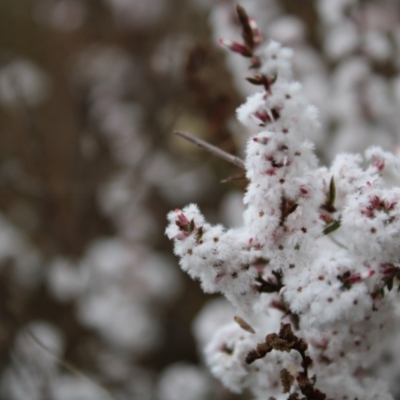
[349,270,375,284]
[340,270,375,288]
[175,209,189,226]
[218,39,252,57]
[373,159,385,172]
[246,75,265,85]
[249,18,262,46]
[234,316,256,334]
[254,109,271,125]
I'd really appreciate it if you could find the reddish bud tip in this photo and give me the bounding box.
[249,18,262,45]
[218,38,252,57]
[373,159,385,172]
[175,209,189,226]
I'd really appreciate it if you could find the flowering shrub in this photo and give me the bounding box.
[167,6,400,400]
[197,0,400,162]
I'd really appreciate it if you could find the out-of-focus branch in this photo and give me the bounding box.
[25,329,119,400]
[221,173,247,183]
[174,130,245,169]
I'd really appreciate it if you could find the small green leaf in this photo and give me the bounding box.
[189,219,195,232]
[251,258,270,265]
[258,285,278,293]
[196,226,203,243]
[323,219,341,235]
[246,76,264,85]
[387,277,394,291]
[269,73,278,85]
[236,4,254,50]
[329,176,336,206]
[288,203,298,215]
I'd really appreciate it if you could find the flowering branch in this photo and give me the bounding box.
[167,5,400,400]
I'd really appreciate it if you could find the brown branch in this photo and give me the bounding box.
[174,131,245,169]
[246,323,326,400]
[221,173,247,183]
[24,328,119,400]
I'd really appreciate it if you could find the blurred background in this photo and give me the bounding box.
[0,0,400,399]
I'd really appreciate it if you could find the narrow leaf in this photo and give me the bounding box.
[323,219,341,235]
[329,176,336,206]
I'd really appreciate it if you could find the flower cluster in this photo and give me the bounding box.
[167,6,400,400]
[197,0,400,161]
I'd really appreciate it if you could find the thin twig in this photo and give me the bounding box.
[327,234,348,250]
[8,68,48,184]
[24,329,119,400]
[221,173,247,183]
[174,131,245,169]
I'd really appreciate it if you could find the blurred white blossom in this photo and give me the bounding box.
[0,60,51,108]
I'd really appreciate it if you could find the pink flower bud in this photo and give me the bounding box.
[349,270,375,284]
[254,110,271,125]
[299,186,308,196]
[373,159,385,172]
[175,209,189,226]
[218,39,252,57]
[381,263,396,277]
[249,18,262,46]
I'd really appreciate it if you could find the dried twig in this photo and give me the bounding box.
[221,173,247,183]
[25,329,119,400]
[174,131,245,169]
[245,324,326,400]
